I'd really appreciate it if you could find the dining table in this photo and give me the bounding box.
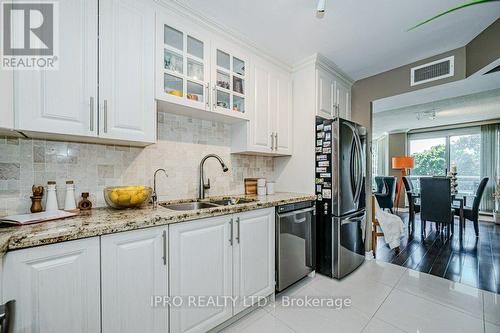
[407,191,475,241]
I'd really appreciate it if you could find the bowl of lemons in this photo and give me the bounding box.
[104,186,152,209]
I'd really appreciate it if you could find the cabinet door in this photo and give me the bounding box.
[275,72,293,155]
[156,15,210,111]
[2,238,100,333]
[101,226,168,333]
[14,0,98,137]
[251,61,272,152]
[336,80,351,120]
[169,216,233,333]
[316,69,334,119]
[99,0,156,143]
[212,42,248,119]
[233,208,275,315]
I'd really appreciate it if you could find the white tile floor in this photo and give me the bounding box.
[221,260,500,333]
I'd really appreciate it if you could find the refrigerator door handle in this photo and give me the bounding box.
[352,128,364,204]
[344,122,363,203]
[349,137,357,199]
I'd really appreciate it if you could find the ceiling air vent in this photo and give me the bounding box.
[410,56,454,86]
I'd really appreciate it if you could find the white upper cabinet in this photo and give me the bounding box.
[273,70,293,154]
[101,226,168,333]
[156,14,211,111]
[14,0,98,137]
[211,42,248,120]
[2,238,101,333]
[317,68,335,119]
[0,68,14,131]
[155,12,249,123]
[99,0,156,143]
[13,0,156,145]
[231,57,293,156]
[232,208,275,315]
[336,79,351,119]
[316,65,352,120]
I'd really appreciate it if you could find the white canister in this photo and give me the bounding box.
[257,186,267,196]
[64,180,77,210]
[266,182,275,195]
[45,181,59,211]
[257,178,266,187]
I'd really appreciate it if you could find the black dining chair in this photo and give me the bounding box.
[420,177,454,239]
[374,176,397,214]
[403,176,420,234]
[453,177,488,237]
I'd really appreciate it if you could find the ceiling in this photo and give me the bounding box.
[372,87,500,138]
[179,0,500,80]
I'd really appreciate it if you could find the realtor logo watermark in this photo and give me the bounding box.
[1,1,59,70]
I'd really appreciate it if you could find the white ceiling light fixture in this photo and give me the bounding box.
[316,0,326,18]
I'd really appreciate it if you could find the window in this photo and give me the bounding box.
[408,127,481,194]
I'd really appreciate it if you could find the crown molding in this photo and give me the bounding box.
[156,0,292,73]
[292,53,354,85]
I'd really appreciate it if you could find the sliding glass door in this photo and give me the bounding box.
[409,137,447,176]
[449,134,481,194]
[408,127,481,193]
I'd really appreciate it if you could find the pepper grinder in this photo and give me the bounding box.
[78,192,93,210]
[30,185,44,213]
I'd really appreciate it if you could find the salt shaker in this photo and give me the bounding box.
[45,181,59,211]
[64,180,76,210]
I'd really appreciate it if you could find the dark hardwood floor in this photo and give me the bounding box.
[374,212,500,294]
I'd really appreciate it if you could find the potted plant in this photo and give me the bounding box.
[493,178,500,224]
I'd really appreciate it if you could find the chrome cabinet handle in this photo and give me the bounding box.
[270,133,274,150]
[162,230,167,266]
[229,218,233,245]
[236,217,240,243]
[103,100,108,133]
[275,132,278,150]
[212,86,217,109]
[206,83,210,108]
[89,97,94,132]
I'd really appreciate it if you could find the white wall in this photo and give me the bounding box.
[274,64,315,194]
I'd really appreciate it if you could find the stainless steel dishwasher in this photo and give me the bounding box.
[275,201,316,292]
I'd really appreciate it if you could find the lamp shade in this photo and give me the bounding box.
[392,156,414,169]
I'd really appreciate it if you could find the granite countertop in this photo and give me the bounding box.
[0,192,315,256]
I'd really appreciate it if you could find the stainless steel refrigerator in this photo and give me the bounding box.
[315,116,366,279]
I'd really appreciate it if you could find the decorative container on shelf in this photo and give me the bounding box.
[448,171,458,195]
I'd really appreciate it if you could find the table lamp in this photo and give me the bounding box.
[392,156,415,211]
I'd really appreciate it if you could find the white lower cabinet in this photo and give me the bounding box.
[101,226,168,333]
[169,215,233,333]
[2,238,101,333]
[1,209,275,333]
[169,208,275,333]
[232,208,275,315]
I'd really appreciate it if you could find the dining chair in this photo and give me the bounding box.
[403,176,420,234]
[453,177,489,237]
[374,176,397,214]
[420,177,454,239]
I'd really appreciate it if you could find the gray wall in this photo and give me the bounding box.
[351,47,466,129]
[466,18,500,77]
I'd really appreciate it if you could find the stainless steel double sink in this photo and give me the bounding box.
[160,198,256,211]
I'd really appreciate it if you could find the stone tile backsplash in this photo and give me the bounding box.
[0,112,275,216]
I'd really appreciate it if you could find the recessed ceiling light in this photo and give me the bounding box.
[316,0,326,18]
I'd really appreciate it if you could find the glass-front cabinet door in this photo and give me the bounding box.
[212,45,247,118]
[157,19,209,110]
